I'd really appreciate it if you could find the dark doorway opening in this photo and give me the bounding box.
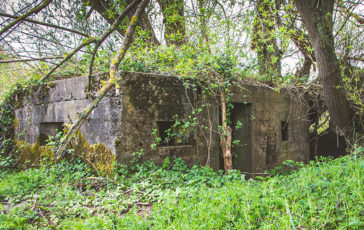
[281,121,289,141]
[219,103,253,174]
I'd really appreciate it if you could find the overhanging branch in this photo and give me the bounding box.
[0,0,53,40]
[0,12,90,37]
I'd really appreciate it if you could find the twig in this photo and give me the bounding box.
[122,188,136,194]
[135,202,152,206]
[87,177,106,181]
[205,104,213,166]
[31,193,38,211]
[241,172,270,175]
[184,86,208,164]
[337,53,364,62]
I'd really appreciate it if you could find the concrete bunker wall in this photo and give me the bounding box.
[115,72,207,167]
[228,85,310,174]
[15,75,122,153]
[15,72,310,173]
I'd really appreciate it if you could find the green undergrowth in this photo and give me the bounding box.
[0,149,363,229]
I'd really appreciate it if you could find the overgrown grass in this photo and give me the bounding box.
[0,152,363,229]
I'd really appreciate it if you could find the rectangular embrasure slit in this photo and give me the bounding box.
[39,122,64,146]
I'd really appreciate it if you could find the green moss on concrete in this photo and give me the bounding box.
[16,137,53,167]
[15,129,115,176]
[68,129,115,177]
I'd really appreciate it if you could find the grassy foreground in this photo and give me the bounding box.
[0,153,363,229]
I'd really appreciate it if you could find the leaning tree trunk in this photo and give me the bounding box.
[55,0,150,159]
[219,89,233,172]
[294,0,359,138]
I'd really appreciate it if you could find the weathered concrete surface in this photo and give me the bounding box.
[15,74,122,153]
[229,85,310,174]
[15,72,311,174]
[114,72,200,166]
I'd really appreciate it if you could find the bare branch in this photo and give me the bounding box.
[338,3,364,24]
[338,53,364,62]
[9,28,91,53]
[40,37,98,82]
[0,56,62,64]
[0,12,90,37]
[42,0,142,83]
[0,0,53,39]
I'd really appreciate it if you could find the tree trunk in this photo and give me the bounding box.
[294,0,358,136]
[55,0,150,159]
[125,0,160,45]
[251,0,282,81]
[157,0,186,46]
[88,0,159,45]
[295,57,312,78]
[87,0,125,36]
[219,90,233,172]
[198,0,211,52]
[274,3,315,78]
